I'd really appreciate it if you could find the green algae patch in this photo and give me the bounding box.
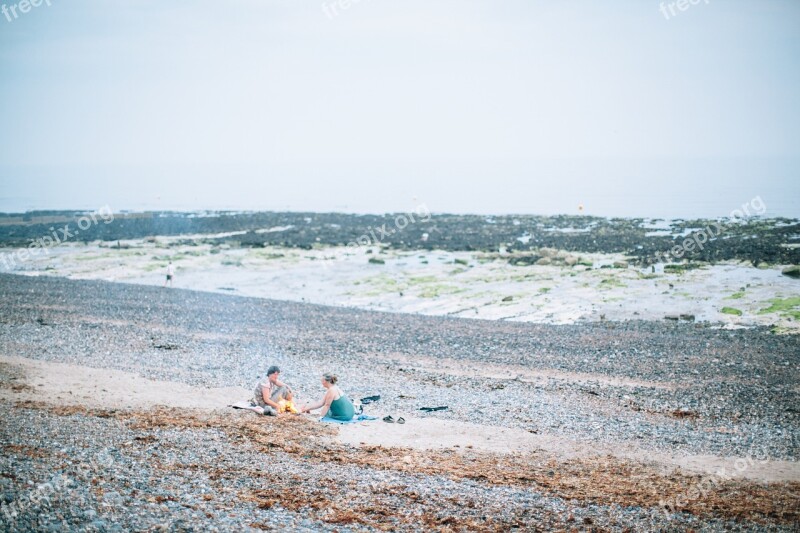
[758,297,800,317]
[599,278,626,289]
[418,284,465,298]
[664,263,705,273]
[757,297,800,321]
[253,251,286,260]
[358,274,405,295]
[408,275,438,285]
[720,307,743,316]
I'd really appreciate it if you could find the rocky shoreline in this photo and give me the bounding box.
[1,274,798,531]
[1,210,798,266]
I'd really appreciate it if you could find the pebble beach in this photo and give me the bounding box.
[4,1,800,529]
[1,272,798,531]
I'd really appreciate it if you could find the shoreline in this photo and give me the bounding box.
[1,209,798,266]
[3,236,799,332]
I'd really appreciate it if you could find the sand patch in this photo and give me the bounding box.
[1,355,797,483]
[0,355,248,410]
[338,416,543,454]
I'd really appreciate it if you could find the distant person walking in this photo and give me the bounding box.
[163,261,174,288]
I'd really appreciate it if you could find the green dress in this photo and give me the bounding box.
[327,394,355,421]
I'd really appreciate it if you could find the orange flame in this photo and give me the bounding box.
[278,400,300,414]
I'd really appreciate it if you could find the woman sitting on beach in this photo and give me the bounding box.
[300,373,355,421]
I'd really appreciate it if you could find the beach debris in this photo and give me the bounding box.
[360,395,381,404]
[152,342,179,350]
[382,415,395,423]
[508,255,540,266]
[663,314,694,322]
[419,406,448,412]
[367,257,385,265]
[502,296,513,302]
[670,408,699,420]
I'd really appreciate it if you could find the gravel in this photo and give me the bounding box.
[3,406,789,532]
[0,273,798,531]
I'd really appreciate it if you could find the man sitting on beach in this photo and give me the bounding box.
[252,365,295,416]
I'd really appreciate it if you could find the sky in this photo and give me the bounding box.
[1,0,799,218]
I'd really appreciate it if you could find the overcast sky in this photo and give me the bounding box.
[1,0,799,217]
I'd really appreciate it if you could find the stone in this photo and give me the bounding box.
[781,265,800,278]
[535,257,552,266]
